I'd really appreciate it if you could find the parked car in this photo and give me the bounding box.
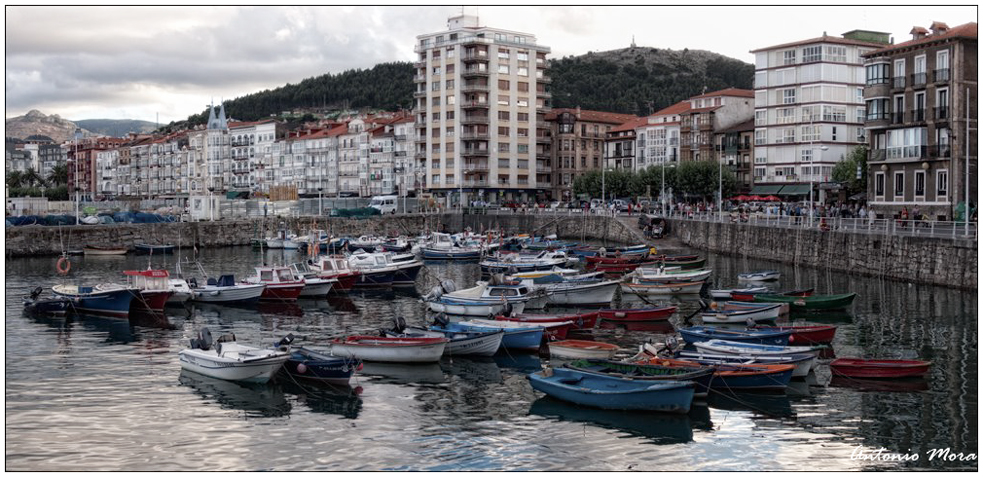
[611,199,630,212]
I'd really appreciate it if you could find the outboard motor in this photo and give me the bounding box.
[745,317,757,328]
[425,285,443,301]
[433,313,450,328]
[391,316,407,334]
[29,286,43,301]
[191,327,213,350]
[439,279,457,294]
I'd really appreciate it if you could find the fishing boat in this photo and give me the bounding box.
[700,302,783,324]
[82,245,128,256]
[188,274,266,304]
[22,286,75,316]
[425,280,550,311]
[709,286,768,299]
[751,292,858,311]
[676,350,816,379]
[384,320,505,357]
[829,358,931,379]
[309,256,361,291]
[635,356,796,392]
[348,251,422,286]
[244,266,306,302]
[347,235,386,251]
[422,232,488,260]
[621,279,704,295]
[527,367,695,413]
[286,263,337,297]
[327,335,448,363]
[480,250,571,274]
[599,306,677,322]
[548,340,619,359]
[751,325,837,345]
[632,267,713,283]
[496,311,599,330]
[120,269,175,313]
[282,347,362,384]
[464,318,573,341]
[737,270,780,282]
[134,243,175,254]
[678,326,792,346]
[178,328,292,384]
[431,320,543,351]
[51,283,137,318]
[693,339,821,361]
[515,275,620,306]
[167,279,194,305]
[564,359,715,398]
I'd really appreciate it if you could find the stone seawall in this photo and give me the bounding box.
[673,220,978,290]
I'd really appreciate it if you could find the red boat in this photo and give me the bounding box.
[599,321,676,332]
[310,256,360,291]
[599,306,677,322]
[245,266,305,302]
[829,358,931,379]
[592,262,653,274]
[753,325,837,344]
[585,255,649,265]
[495,311,599,330]
[122,269,175,313]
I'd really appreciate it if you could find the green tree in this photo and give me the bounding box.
[47,163,68,186]
[22,168,46,188]
[6,170,24,189]
[832,145,868,195]
[675,160,738,202]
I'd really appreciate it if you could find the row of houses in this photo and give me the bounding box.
[14,16,976,220]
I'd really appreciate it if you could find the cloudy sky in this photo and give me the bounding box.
[5,4,976,124]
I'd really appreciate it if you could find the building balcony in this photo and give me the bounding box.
[415,152,427,160]
[892,112,905,124]
[462,149,490,157]
[462,115,490,124]
[536,136,551,144]
[911,109,926,122]
[413,91,427,98]
[934,106,949,121]
[461,101,490,109]
[461,83,490,93]
[413,61,426,68]
[892,76,906,90]
[460,132,490,140]
[933,68,950,83]
[910,72,927,88]
[413,74,426,83]
[464,162,489,172]
[461,53,490,62]
[538,75,552,84]
[461,67,490,78]
[536,90,552,99]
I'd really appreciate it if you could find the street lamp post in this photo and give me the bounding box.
[718,156,723,219]
[207,186,215,221]
[73,128,82,224]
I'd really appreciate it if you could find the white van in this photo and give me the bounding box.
[369,195,398,214]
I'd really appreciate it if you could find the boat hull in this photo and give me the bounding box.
[328,336,447,363]
[700,303,783,324]
[497,312,599,330]
[134,244,175,254]
[297,279,334,297]
[752,293,858,311]
[178,349,290,384]
[528,368,694,413]
[548,340,619,360]
[352,269,395,288]
[599,306,677,322]
[679,327,792,346]
[191,284,266,304]
[423,248,482,260]
[260,283,305,302]
[565,359,715,398]
[130,289,174,313]
[753,325,837,345]
[427,300,517,317]
[83,246,128,256]
[52,285,135,318]
[543,280,619,306]
[283,347,360,384]
[829,358,930,378]
[622,281,703,295]
[391,262,423,286]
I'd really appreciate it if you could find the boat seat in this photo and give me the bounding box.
[217,275,236,287]
[206,278,218,286]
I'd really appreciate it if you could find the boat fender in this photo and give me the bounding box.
[296,363,307,374]
[56,257,71,275]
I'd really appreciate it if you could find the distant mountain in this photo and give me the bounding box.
[548,47,755,116]
[4,110,92,143]
[74,119,157,138]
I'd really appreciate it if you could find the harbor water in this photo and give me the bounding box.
[4,247,978,471]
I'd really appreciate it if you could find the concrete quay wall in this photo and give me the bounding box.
[673,220,978,290]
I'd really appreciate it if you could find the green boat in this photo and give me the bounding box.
[753,292,857,311]
[666,258,706,270]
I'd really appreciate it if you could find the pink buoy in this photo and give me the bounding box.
[296,363,307,374]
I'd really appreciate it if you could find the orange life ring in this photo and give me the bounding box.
[56,257,71,275]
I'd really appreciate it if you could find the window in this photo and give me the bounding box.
[497,95,509,106]
[446,79,455,89]
[802,46,821,63]
[886,127,928,159]
[446,47,455,59]
[445,142,454,153]
[801,149,813,162]
[517,97,529,107]
[431,174,440,185]
[432,112,440,122]
[754,167,765,178]
[498,64,509,74]
[937,88,949,119]
[432,96,440,106]
[783,49,796,65]
[431,81,440,91]
[498,126,510,136]
[754,129,767,145]
[755,110,766,126]
[517,67,528,76]
[866,63,890,85]
[894,171,905,197]
[432,50,440,59]
[518,144,528,153]
[783,88,796,104]
[445,126,454,137]
[497,48,510,60]
[498,143,510,153]
[432,67,441,75]
[498,111,510,121]
[446,111,455,120]
[777,107,796,124]
[832,126,837,141]
[517,81,529,92]
[517,128,528,137]
[866,98,889,120]
[801,105,820,122]
[801,124,820,142]
[893,60,906,88]
[822,105,846,122]
[824,46,846,62]
[498,79,510,90]
[914,170,925,196]
[517,112,529,122]
[875,172,885,196]
[937,170,948,197]
[781,128,795,143]
[517,51,529,61]
[935,50,950,82]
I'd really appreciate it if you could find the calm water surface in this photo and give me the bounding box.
[5,246,977,471]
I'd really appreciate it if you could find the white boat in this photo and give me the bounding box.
[178,328,292,384]
[548,340,620,359]
[348,235,386,251]
[516,276,619,306]
[738,270,781,282]
[621,279,704,295]
[427,300,518,317]
[709,287,768,299]
[288,263,336,297]
[480,250,572,274]
[188,270,266,304]
[428,280,551,310]
[508,267,588,280]
[385,323,505,357]
[327,335,448,363]
[700,302,784,324]
[677,350,816,378]
[693,339,820,362]
[633,267,713,283]
[167,278,194,304]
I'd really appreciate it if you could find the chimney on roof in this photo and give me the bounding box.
[576,106,581,119]
[930,21,950,35]
[910,26,929,40]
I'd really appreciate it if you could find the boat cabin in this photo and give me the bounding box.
[123,269,171,291]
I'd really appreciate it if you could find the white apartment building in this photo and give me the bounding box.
[229,120,277,195]
[414,14,551,206]
[633,101,690,172]
[751,30,891,198]
[95,148,118,199]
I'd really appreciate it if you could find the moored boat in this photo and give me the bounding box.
[548,340,619,359]
[121,269,175,313]
[737,270,780,282]
[700,302,783,324]
[282,346,362,384]
[752,292,858,311]
[244,266,306,302]
[384,321,505,357]
[693,339,821,360]
[309,256,360,291]
[52,283,137,318]
[599,306,677,322]
[829,358,931,378]
[527,367,695,413]
[751,325,837,345]
[622,279,703,295]
[496,311,599,330]
[23,286,74,316]
[178,328,292,384]
[709,286,767,299]
[188,274,266,304]
[676,350,816,379]
[431,321,543,351]
[678,326,792,346]
[635,357,795,392]
[134,243,175,254]
[564,359,715,398]
[327,335,448,363]
[83,245,128,256]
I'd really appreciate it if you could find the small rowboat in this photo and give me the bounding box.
[709,286,767,299]
[678,326,792,346]
[328,335,449,363]
[658,258,706,270]
[752,292,858,311]
[83,245,128,255]
[752,325,837,345]
[693,339,821,360]
[466,318,574,341]
[622,280,703,295]
[496,311,599,330]
[585,255,650,265]
[829,358,931,378]
[676,350,816,378]
[729,288,812,301]
[283,347,362,384]
[738,270,780,282]
[527,367,695,413]
[599,306,677,322]
[134,243,175,254]
[564,359,715,398]
[432,321,543,351]
[548,340,619,359]
[700,302,783,324]
[636,357,795,392]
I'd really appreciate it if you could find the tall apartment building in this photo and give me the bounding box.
[38,143,66,181]
[414,14,551,206]
[751,31,890,198]
[862,21,977,220]
[549,108,639,201]
[678,88,755,163]
[229,120,278,195]
[714,119,756,192]
[634,101,690,173]
[605,117,647,171]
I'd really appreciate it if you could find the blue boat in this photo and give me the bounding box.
[22,287,75,316]
[431,321,543,351]
[564,359,715,398]
[528,367,695,413]
[678,326,792,346]
[352,269,395,288]
[283,347,361,385]
[51,284,136,318]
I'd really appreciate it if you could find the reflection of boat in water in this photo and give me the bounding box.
[129,310,176,329]
[178,369,291,418]
[276,379,363,419]
[74,313,139,343]
[326,295,359,313]
[706,391,794,418]
[190,302,263,322]
[358,362,446,384]
[529,397,694,445]
[257,302,304,318]
[828,376,929,392]
[791,310,853,323]
[439,357,503,384]
[598,321,677,333]
[493,353,543,373]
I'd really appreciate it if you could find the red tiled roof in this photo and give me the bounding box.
[609,116,649,133]
[326,124,349,137]
[228,119,274,129]
[545,108,639,124]
[865,22,977,56]
[652,101,692,117]
[684,106,724,114]
[750,34,889,53]
[689,88,754,100]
